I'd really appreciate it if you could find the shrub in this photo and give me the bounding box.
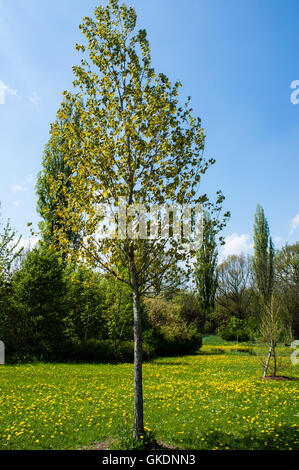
[216,317,250,342]
[115,340,152,362]
[144,297,202,356]
[55,339,153,363]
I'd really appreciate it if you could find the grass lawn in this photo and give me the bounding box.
[0,344,298,450]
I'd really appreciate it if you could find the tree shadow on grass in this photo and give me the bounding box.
[197,349,226,356]
[151,361,191,366]
[262,376,299,381]
[179,425,299,450]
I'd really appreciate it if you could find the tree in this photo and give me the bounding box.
[216,254,251,320]
[275,242,299,338]
[63,264,105,343]
[100,274,133,345]
[175,290,205,332]
[12,244,66,358]
[45,0,228,438]
[0,205,23,284]
[259,295,286,378]
[36,103,83,251]
[194,212,218,313]
[253,204,274,307]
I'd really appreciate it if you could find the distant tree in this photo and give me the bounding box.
[45,0,228,438]
[0,208,23,355]
[12,244,66,358]
[101,275,133,346]
[0,206,23,284]
[253,204,274,307]
[175,290,204,332]
[216,254,251,320]
[63,264,105,343]
[194,212,218,313]
[36,103,82,251]
[275,242,299,338]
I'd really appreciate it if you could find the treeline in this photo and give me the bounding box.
[193,205,299,343]
[0,203,298,364]
[0,241,201,363]
[212,246,298,341]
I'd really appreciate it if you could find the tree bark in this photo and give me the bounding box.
[263,341,273,378]
[273,343,277,376]
[131,265,144,438]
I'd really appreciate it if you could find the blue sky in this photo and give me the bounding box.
[0,0,298,259]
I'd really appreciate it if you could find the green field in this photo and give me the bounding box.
[0,344,298,450]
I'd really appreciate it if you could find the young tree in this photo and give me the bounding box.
[194,212,218,313]
[253,204,274,307]
[259,295,286,378]
[45,0,228,438]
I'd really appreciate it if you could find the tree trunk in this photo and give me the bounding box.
[131,267,144,438]
[273,343,277,376]
[263,341,273,378]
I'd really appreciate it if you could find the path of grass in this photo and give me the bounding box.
[0,348,298,450]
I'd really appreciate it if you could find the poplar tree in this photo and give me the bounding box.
[36,103,82,251]
[253,205,281,377]
[253,204,274,307]
[195,212,218,313]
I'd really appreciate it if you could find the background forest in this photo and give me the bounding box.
[0,201,298,364]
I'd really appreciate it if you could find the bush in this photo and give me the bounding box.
[216,317,250,342]
[218,328,249,342]
[115,340,152,362]
[54,339,153,364]
[155,330,202,356]
[144,297,202,356]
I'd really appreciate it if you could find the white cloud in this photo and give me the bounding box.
[12,200,20,207]
[219,233,253,262]
[11,183,27,193]
[11,174,34,193]
[0,79,17,104]
[290,213,299,235]
[29,91,40,110]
